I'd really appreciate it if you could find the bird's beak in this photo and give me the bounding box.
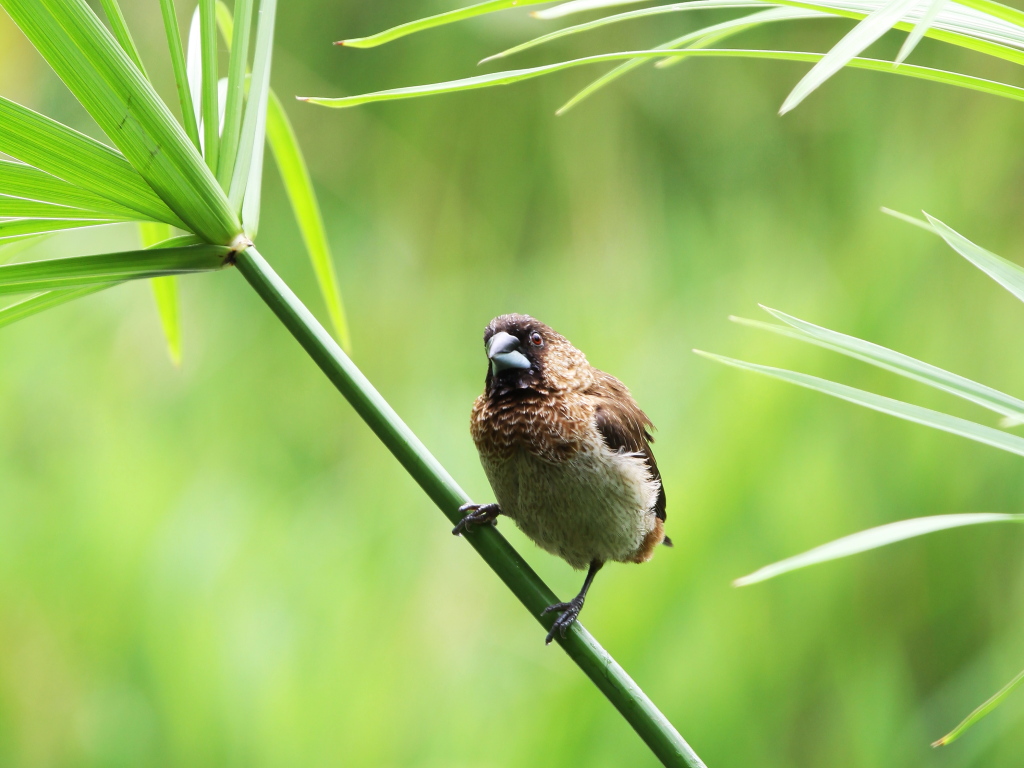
[487,331,531,374]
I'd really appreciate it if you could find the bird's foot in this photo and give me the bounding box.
[541,596,585,645]
[452,503,500,536]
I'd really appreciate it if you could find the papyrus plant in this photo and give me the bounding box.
[0,2,705,766]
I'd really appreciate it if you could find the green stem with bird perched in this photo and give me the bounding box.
[233,246,706,768]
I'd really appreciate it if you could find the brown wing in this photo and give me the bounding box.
[590,372,666,521]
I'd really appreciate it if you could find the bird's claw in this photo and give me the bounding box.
[542,598,583,645]
[452,503,500,536]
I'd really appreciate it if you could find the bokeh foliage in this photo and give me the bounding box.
[0,1,1023,767]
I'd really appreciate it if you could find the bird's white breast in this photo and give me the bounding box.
[480,442,660,570]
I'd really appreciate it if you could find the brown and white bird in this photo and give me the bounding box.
[454,314,670,644]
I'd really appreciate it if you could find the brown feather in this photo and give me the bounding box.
[589,372,667,522]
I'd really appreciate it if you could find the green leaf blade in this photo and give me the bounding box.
[302,49,1024,109]
[0,243,231,294]
[159,0,201,150]
[99,0,147,75]
[923,212,1024,303]
[694,350,1024,458]
[735,513,1024,586]
[734,307,1024,421]
[139,220,182,366]
[0,284,113,330]
[266,91,350,351]
[234,0,278,234]
[218,0,254,187]
[934,667,1024,746]
[340,0,549,48]
[200,0,220,175]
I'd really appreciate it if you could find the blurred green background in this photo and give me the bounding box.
[1,2,1024,766]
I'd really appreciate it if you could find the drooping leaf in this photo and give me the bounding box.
[216,3,349,349]
[779,0,921,114]
[924,212,1024,304]
[897,0,950,62]
[266,91,351,350]
[558,7,819,114]
[139,221,182,366]
[301,49,1024,109]
[735,513,1024,586]
[731,307,1024,421]
[339,0,549,48]
[934,667,1024,746]
[534,0,649,19]
[693,350,1024,457]
[0,285,113,330]
[482,1,791,63]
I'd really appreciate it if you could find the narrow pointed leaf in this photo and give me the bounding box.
[266,91,350,350]
[187,6,203,130]
[535,0,649,19]
[923,212,1024,304]
[233,0,277,232]
[218,0,254,186]
[0,0,240,243]
[200,0,220,174]
[735,513,1024,586]
[0,160,144,219]
[897,0,949,62]
[0,197,134,220]
[0,236,51,264]
[99,0,147,75]
[694,350,1024,457]
[0,285,112,330]
[731,307,1024,420]
[559,8,817,114]
[340,0,549,48]
[0,97,180,225]
[139,221,182,365]
[780,0,920,114]
[934,667,1024,746]
[159,0,201,150]
[216,5,348,346]
[0,243,230,294]
[301,49,1024,109]
[0,219,122,243]
[483,1,770,63]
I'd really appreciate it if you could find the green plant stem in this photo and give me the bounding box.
[234,246,706,768]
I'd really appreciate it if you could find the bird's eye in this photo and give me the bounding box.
[529,332,543,346]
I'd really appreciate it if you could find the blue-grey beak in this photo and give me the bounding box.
[487,331,531,374]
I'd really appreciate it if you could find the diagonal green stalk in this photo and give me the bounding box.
[233,246,706,768]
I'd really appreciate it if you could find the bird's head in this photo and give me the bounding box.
[481,314,590,396]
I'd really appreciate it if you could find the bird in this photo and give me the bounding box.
[454,313,670,644]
